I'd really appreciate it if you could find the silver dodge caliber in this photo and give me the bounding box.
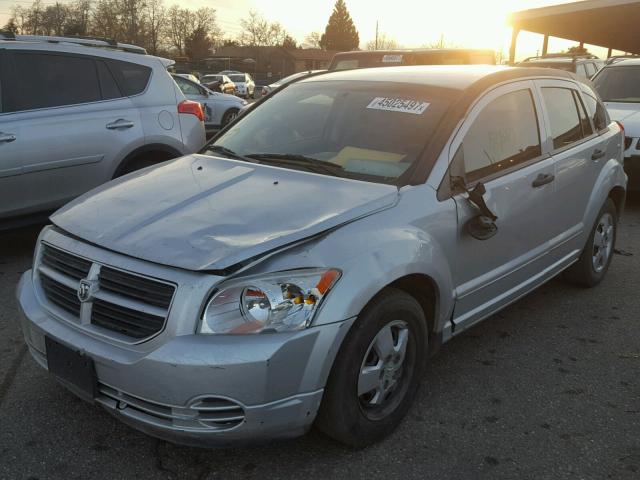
[16,65,627,447]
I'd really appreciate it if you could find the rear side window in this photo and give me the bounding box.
[96,60,121,100]
[7,52,101,111]
[174,76,203,96]
[574,91,593,136]
[458,89,541,182]
[106,59,151,96]
[582,92,609,131]
[585,62,597,77]
[541,88,585,149]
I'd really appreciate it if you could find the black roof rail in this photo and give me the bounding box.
[0,33,146,54]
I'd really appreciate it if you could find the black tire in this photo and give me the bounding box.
[116,153,175,177]
[315,288,428,447]
[222,108,239,126]
[563,198,618,287]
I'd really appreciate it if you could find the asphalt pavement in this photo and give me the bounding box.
[1,194,639,480]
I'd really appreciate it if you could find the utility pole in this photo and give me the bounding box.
[375,20,379,50]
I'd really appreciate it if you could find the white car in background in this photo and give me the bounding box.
[174,73,200,83]
[227,72,255,99]
[172,74,247,132]
[592,58,640,190]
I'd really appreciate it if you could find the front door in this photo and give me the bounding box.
[448,81,561,333]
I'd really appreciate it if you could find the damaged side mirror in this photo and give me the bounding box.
[451,177,499,241]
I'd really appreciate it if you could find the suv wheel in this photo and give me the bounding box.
[315,288,428,447]
[564,198,617,287]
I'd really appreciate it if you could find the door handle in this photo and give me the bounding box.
[591,149,605,160]
[0,132,16,143]
[532,173,555,188]
[106,119,135,130]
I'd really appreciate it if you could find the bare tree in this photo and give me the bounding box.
[144,0,165,54]
[302,31,322,49]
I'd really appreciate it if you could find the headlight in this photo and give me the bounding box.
[199,269,341,334]
[241,100,248,106]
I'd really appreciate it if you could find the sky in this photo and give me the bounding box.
[0,0,614,60]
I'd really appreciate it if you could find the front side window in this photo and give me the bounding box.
[6,52,101,112]
[205,80,456,185]
[458,89,541,183]
[541,87,584,149]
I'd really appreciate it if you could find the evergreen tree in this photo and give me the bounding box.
[320,0,359,51]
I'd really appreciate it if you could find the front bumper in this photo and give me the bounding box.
[16,270,354,447]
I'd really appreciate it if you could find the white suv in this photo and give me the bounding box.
[0,34,206,228]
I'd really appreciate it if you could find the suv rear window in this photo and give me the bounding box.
[6,52,101,111]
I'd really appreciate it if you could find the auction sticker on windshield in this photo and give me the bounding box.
[367,97,430,115]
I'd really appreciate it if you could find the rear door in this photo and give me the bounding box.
[533,79,616,257]
[447,81,560,331]
[2,50,144,216]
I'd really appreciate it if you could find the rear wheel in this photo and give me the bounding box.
[564,198,617,287]
[315,288,428,447]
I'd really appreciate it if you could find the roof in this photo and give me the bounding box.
[509,0,640,54]
[300,64,575,91]
[286,49,337,61]
[603,57,640,66]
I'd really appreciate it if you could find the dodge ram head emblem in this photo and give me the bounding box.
[77,279,95,303]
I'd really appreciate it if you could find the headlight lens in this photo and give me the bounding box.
[199,269,341,334]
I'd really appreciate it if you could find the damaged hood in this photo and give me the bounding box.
[51,155,398,271]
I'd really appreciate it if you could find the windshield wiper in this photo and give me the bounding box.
[245,153,347,177]
[204,145,257,163]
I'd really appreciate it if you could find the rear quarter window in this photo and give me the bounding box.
[106,59,152,96]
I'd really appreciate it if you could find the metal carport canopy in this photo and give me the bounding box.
[508,0,640,60]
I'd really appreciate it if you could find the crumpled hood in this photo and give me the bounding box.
[605,103,640,135]
[51,155,398,271]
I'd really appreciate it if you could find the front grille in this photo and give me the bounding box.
[40,275,81,316]
[37,242,175,341]
[625,136,633,150]
[92,299,165,339]
[41,245,91,280]
[99,267,174,309]
[97,384,246,431]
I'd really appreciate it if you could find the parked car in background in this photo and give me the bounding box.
[517,53,604,79]
[174,73,200,83]
[261,70,325,97]
[16,65,626,448]
[172,74,247,131]
[0,33,205,228]
[329,48,496,70]
[592,58,640,190]
[201,74,236,94]
[227,73,255,99]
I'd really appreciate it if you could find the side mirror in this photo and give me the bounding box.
[467,214,498,240]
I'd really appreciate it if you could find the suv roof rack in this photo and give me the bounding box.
[0,32,147,55]
[521,53,599,62]
[605,54,640,65]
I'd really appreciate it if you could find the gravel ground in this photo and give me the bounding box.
[1,194,638,480]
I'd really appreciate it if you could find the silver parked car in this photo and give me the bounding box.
[16,65,626,447]
[171,74,248,131]
[0,34,206,228]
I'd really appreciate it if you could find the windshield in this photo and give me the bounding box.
[593,66,640,102]
[228,74,245,82]
[273,71,312,87]
[202,80,454,185]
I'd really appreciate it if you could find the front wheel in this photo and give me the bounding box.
[564,198,618,287]
[315,288,428,447]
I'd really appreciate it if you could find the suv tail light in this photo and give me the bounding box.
[178,100,204,122]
